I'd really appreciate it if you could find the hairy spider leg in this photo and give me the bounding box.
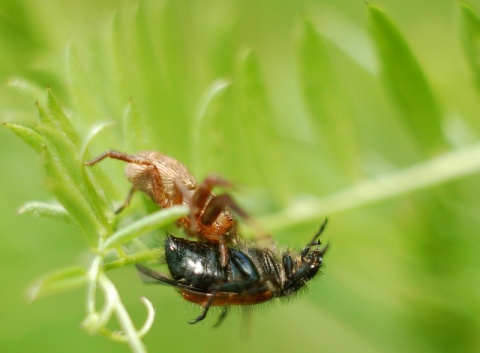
[193,175,249,223]
[173,176,249,267]
[85,150,151,167]
[193,177,266,241]
[191,175,231,214]
[114,186,136,214]
[86,150,168,213]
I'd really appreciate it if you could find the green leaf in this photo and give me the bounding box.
[297,17,359,183]
[37,124,82,184]
[81,121,117,160]
[36,101,57,128]
[47,88,81,147]
[191,78,230,175]
[459,3,480,92]
[131,2,189,153]
[133,2,165,111]
[369,5,447,156]
[43,151,106,246]
[123,100,151,151]
[103,205,188,251]
[65,43,102,126]
[7,77,46,105]
[298,17,334,123]
[27,266,88,301]
[233,49,292,202]
[3,122,45,153]
[40,123,110,243]
[37,122,111,231]
[81,121,124,203]
[17,201,72,223]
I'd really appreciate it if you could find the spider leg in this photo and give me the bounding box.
[174,178,197,231]
[173,178,189,206]
[86,150,169,210]
[200,194,249,225]
[115,186,136,214]
[192,175,232,212]
[85,150,151,166]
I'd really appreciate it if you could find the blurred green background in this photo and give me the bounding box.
[1,0,480,352]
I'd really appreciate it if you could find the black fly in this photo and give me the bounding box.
[136,219,329,324]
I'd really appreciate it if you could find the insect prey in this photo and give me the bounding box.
[136,219,329,325]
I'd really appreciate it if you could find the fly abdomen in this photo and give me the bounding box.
[165,235,225,288]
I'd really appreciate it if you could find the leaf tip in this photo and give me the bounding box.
[25,281,42,303]
[367,3,384,18]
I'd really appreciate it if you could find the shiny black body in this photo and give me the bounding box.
[163,234,324,297]
[136,220,328,324]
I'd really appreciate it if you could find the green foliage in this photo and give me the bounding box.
[4,81,189,353]
[297,16,359,184]
[2,1,480,353]
[369,6,446,156]
[460,3,480,93]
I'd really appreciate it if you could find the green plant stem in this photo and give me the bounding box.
[103,249,161,271]
[86,256,102,316]
[98,273,147,353]
[103,206,188,251]
[83,253,152,353]
[100,297,155,342]
[261,142,480,232]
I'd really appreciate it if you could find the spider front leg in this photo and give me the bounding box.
[85,150,151,167]
[192,175,248,219]
[86,150,169,212]
[191,175,231,212]
[200,193,249,225]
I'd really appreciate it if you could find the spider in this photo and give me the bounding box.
[86,150,248,266]
[136,219,329,325]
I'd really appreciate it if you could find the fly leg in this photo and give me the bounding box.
[188,292,217,325]
[212,307,229,328]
